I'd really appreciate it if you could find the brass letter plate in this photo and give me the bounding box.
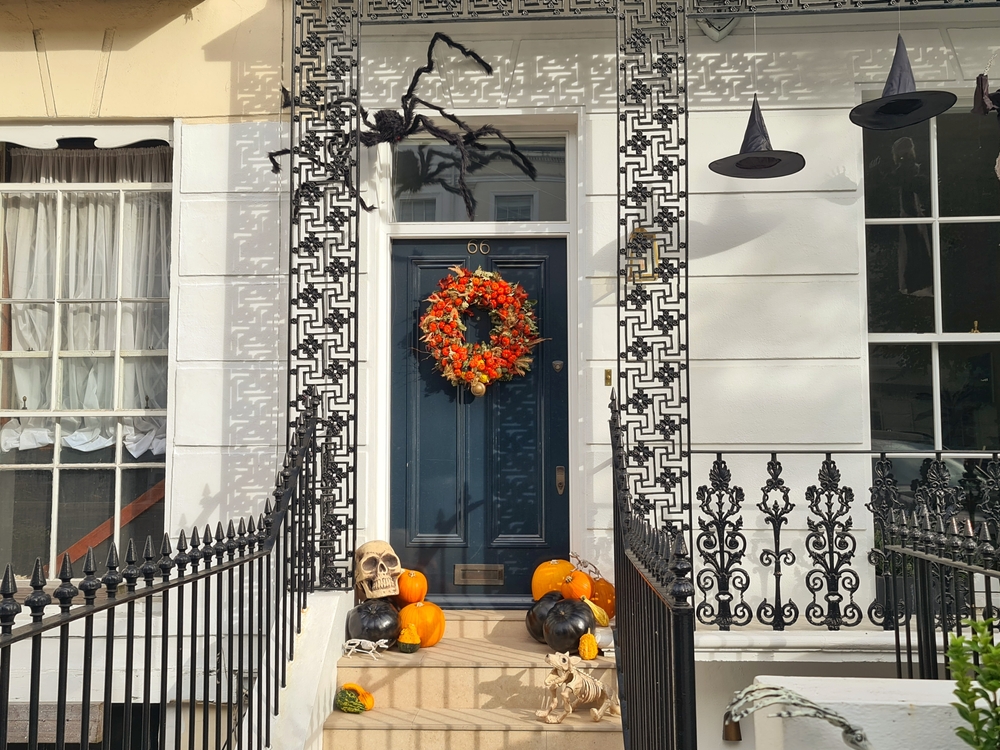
[454,564,505,586]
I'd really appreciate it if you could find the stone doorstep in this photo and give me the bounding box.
[6,702,103,743]
[324,707,622,750]
[433,609,530,640]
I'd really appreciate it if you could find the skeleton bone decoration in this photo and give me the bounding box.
[536,651,620,724]
[354,540,403,599]
[342,638,391,660]
[725,684,875,750]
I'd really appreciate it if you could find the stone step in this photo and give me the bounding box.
[337,633,617,709]
[324,707,622,750]
[434,609,528,639]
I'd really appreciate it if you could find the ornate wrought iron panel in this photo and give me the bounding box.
[288,0,690,588]
[689,0,1000,17]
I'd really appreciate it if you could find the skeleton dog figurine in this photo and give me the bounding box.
[537,651,620,724]
[342,639,391,660]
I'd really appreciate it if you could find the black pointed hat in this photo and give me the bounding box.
[709,95,806,179]
[850,35,956,130]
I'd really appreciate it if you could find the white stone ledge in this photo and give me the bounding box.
[695,629,898,662]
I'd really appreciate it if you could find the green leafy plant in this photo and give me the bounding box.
[949,619,1000,750]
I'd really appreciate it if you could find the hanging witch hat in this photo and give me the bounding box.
[850,35,956,130]
[709,94,805,179]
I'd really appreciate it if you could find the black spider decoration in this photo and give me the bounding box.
[269,32,537,221]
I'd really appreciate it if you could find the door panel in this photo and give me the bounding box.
[390,239,569,608]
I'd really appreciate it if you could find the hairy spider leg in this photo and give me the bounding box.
[461,124,539,180]
[394,145,465,199]
[401,33,493,119]
[410,114,479,219]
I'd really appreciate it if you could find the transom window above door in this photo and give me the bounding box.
[391,136,566,222]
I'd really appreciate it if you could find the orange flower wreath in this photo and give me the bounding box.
[419,266,542,396]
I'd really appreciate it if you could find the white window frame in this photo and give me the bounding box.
[866,116,1000,451]
[0,150,171,575]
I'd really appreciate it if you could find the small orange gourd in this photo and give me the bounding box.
[591,577,616,620]
[397,569,428,605]
[560,570,593,600]
[340,683,375,711]
[531,559,574,600]
[578,632,599,660]
[399,601,446,647]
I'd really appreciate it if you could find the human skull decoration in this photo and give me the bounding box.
[354,540,402,599]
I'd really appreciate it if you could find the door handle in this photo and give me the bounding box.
[556,466,566,495]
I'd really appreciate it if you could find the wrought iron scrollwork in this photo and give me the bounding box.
[696,456,751,630]
[866,455,905,630]
[756,455,798,630]
[804,455,862,630]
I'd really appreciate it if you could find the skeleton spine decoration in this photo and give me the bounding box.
[269,33,537,221]
[354,540,403,599]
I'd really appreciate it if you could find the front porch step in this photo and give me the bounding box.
[326,609,623,749]
[323,707,622,750]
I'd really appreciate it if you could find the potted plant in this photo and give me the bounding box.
[949,618,1000,749]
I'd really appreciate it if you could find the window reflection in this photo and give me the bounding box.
[864,121,930,220]
[938,113,1000,218]
[392,138,566,222]
[869,344,934,450]
[940,345,1000,451]
[866,225,934,333]
[941,223,1000,333]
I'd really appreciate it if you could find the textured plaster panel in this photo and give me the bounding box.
[180,122,284,194]
[583,114,617,196]
[507,38,616,111]
[176,279,287,362]
[688,192,862,277]
[168,446,283,532]
[582,363,621,445]
[578,198,617,278]
[688,28,957,110]
[172,363,284,447]
[583,448,613,531]
[949,27,1000,81]
[690,109,861,194]
[689,360,867,446]
[177,196,285,277]
[689,277,862,360]
[0,0,283,120]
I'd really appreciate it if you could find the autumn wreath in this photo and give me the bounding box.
[419,266,542,396]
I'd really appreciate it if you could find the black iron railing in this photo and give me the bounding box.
[610,392,697,750]
[0,394,319,750]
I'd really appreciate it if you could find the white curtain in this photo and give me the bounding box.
[0,146,170,457]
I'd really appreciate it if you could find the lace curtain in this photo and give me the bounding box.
[0,146,171,457]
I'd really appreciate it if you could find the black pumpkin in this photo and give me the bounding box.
[347,599,400,644]
[525,591,564,644]
[543,598,596,653]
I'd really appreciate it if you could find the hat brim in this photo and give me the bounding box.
[708,150,806,179]
[849,90,957,130]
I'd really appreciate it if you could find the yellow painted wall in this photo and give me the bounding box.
[0,0,287,121]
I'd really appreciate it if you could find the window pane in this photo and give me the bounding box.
[61,303,115,351]
[120,468,165,554]
[863,121,931,220]
[60,416,115,462]
[122,356,167,410]
[61,192,118,300]
[123,417,166,463]
[392,138,566,222]
[396,198,436,222]
[941,223,1000,333]
[0,469,52,576]
[4,302,54,351]
[57,469,114,570]
[0,358,52,409]
[938,112,1000,218]
[122,192,170,298]
[870,344,934,449]
[2,193,56,299]
[494,194,533,221]
[122,302,168,350]
[941,344,1000,451]
[866,224,934,332]
[59,356,113,409]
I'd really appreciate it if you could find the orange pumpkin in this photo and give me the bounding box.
[560,570,593,600]
[591,577,616,620]
[397,569,428,605]
[531,559,574,601]
[399,601,446,648]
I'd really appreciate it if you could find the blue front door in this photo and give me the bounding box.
[390,239,569,608]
